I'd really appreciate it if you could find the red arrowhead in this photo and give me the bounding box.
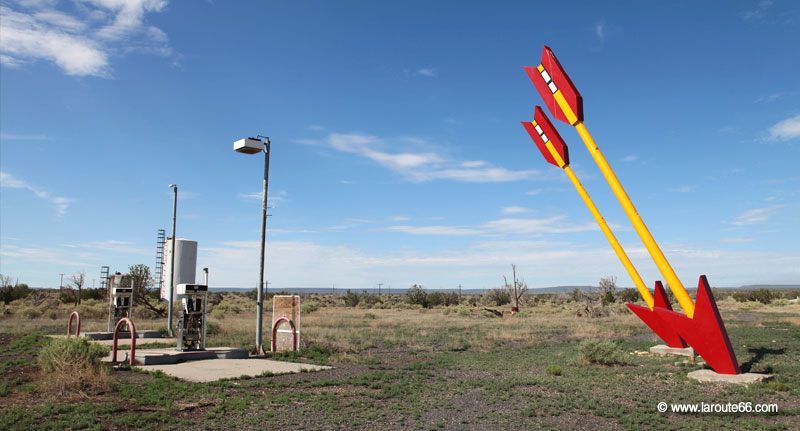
[653,276,740,374]
[524,46,583,125]
[626,281,687,348]
[521,106,569,168]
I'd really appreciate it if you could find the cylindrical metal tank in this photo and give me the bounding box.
[160,238,198,302]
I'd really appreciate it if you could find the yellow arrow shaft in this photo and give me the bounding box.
[573,122,694,317]
[562,166,654,308]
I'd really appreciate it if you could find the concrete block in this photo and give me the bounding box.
[687,369,773,385]
[650,344,695,358]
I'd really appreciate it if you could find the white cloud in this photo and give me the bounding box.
[314,132,538,183]
[526,189,542,196]
[768,114,800,141]
[0,0,171,77]
[416,68,438,77]
[386,215,600,238]
[730,206,782,225]
[501,206,531,215]
[386,225,482,236]
[669,185,695,193]
[622,155,637,162]
[0,132,51,141]
[721,237,755,244]
[198,238,800,289]
[0,171,73,216]
[62,240,149,255]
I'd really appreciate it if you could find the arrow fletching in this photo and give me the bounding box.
[524,45,583,125]
[521,106,569,168]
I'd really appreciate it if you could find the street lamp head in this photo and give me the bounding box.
[168,183,177,189]
[233,137,264,154]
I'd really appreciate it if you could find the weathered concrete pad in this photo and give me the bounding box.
[138,358,331,382]
[92,337,176,347]
[83,331,164,340]
[103,347,248,365]
[650,344,695,358]
[688,369,773,385]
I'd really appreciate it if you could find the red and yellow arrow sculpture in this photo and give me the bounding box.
[522,46,740,374]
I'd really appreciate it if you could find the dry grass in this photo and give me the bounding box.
[36,337,110,395]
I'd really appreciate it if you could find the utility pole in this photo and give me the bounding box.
[458,284,462,300]
[377,283,383,296]
[59,273,64,290]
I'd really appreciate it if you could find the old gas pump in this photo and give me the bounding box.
[176,283,208,351]
[107,272,133,332]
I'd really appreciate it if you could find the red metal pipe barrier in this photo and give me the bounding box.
[271,317,297,352]
[111,317,137,366]
[67,311,81,338]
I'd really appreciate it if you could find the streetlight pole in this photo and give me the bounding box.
[167,184,178,337]
[233,135,271,356]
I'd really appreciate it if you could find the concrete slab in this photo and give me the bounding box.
[103,347,248,365]
[650,344,695,358]
[83,331,163,340]
[137,358,331,382]
[688,369,773,385]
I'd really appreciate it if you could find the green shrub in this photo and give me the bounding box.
[732,289,774,304]
[302,302,319,315]
[0,283,31,304]
[578,340,628,366]
[407,285,428,307]
[343,290,361,307]
[486,288,511,306]
[546,365,563,376]
[80,288,106,301]
[21,307,42,319]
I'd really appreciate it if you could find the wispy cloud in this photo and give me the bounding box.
[721,236,756,244]
[669,185,695,193]
[741,0,774,21]
[0,132,51,141]
[300,132,538,183]
[62,240,149,255]
[501,206,532,215]
[621,155,638,162]
[768,113,800,141]
[756,92,786,103]
[416,68,438,77]
[0,0,171,77]
[526,189,542,196]
[0,171,73,216]
[387,215,600,238]
[594,20,606,41]
[730,205,782,225]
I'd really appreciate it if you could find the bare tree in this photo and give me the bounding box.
[598,276,617,307]
[68,272,86,306]
[503,264,528,313]
[122,264,165,317]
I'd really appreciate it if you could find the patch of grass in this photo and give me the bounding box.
[546,364,562,376]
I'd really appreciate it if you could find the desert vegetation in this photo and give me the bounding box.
[1,277,799,429]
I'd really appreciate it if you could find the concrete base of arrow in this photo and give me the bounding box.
[650,344,695,358]
[688,369,773,385]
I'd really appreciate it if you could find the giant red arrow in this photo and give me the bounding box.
[626,281,687,348]
[654,276,740,374]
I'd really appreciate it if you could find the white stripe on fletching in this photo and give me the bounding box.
[535,125,544,135]
[541,70,552,83]
[548,81,557,93]
[541,133,548,142]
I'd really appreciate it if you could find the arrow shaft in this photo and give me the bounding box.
[573,122,695,317]
[562,165,654,308]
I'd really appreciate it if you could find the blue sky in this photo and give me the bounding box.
[1,0,798,290]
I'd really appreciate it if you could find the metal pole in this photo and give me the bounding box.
[202,267,208,350]
[255,138,271,355]
[168,185,178,337]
